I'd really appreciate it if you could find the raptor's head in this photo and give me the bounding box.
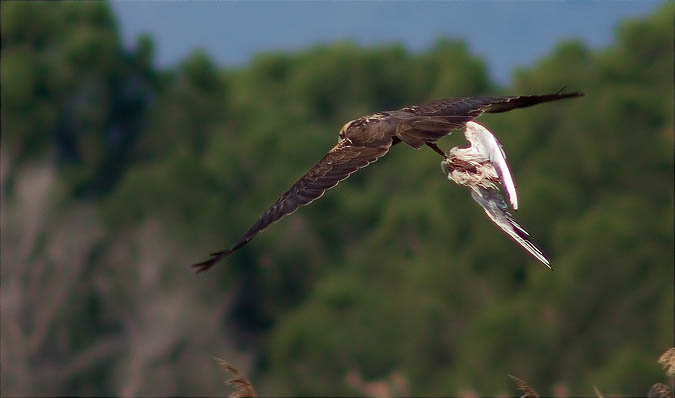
[338,113,389,141]
[339,119,356,139]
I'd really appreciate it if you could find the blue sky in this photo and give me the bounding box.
[111,1,663,85]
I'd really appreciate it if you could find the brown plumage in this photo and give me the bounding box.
[193,92,583,272]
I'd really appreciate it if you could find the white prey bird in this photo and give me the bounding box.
[441,121,551,268]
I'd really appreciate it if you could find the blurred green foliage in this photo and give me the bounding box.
[1,2,672,396]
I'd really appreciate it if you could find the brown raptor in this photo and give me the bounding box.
[193,92,582,272]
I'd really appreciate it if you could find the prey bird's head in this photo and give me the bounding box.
[440,148,458,174]
[445,146,460,160]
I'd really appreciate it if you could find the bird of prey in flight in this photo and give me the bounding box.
[442,121,550,267]
[193,92,582,272]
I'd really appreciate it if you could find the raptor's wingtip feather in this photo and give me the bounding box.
[559,91,585,98]
[192,258,219,273]
[192,249,231,274]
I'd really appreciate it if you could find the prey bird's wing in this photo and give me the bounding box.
[470,186,550,268]
[465,122,518,210]
[193,138,393,273]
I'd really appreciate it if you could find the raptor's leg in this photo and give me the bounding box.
[426,142,446,158]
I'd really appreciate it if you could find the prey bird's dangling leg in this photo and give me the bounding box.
[426,143,447,158]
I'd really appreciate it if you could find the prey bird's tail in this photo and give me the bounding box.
[470,186,551,268]
[485,91,584,114]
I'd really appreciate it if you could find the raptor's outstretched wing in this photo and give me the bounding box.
[470,186,550,268]
[393,92,583,148]
[410,92,583,117]
[193,138,393,273]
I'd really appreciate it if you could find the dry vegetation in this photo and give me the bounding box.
[508,348,675,398]
[658,348,675,377]
[508,374,539,398]
[216,358,258,398]
[210,347,675,397]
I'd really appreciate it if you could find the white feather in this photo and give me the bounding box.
[464,122,518,210]
[442,122,550,268]
[471,187,550,268]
